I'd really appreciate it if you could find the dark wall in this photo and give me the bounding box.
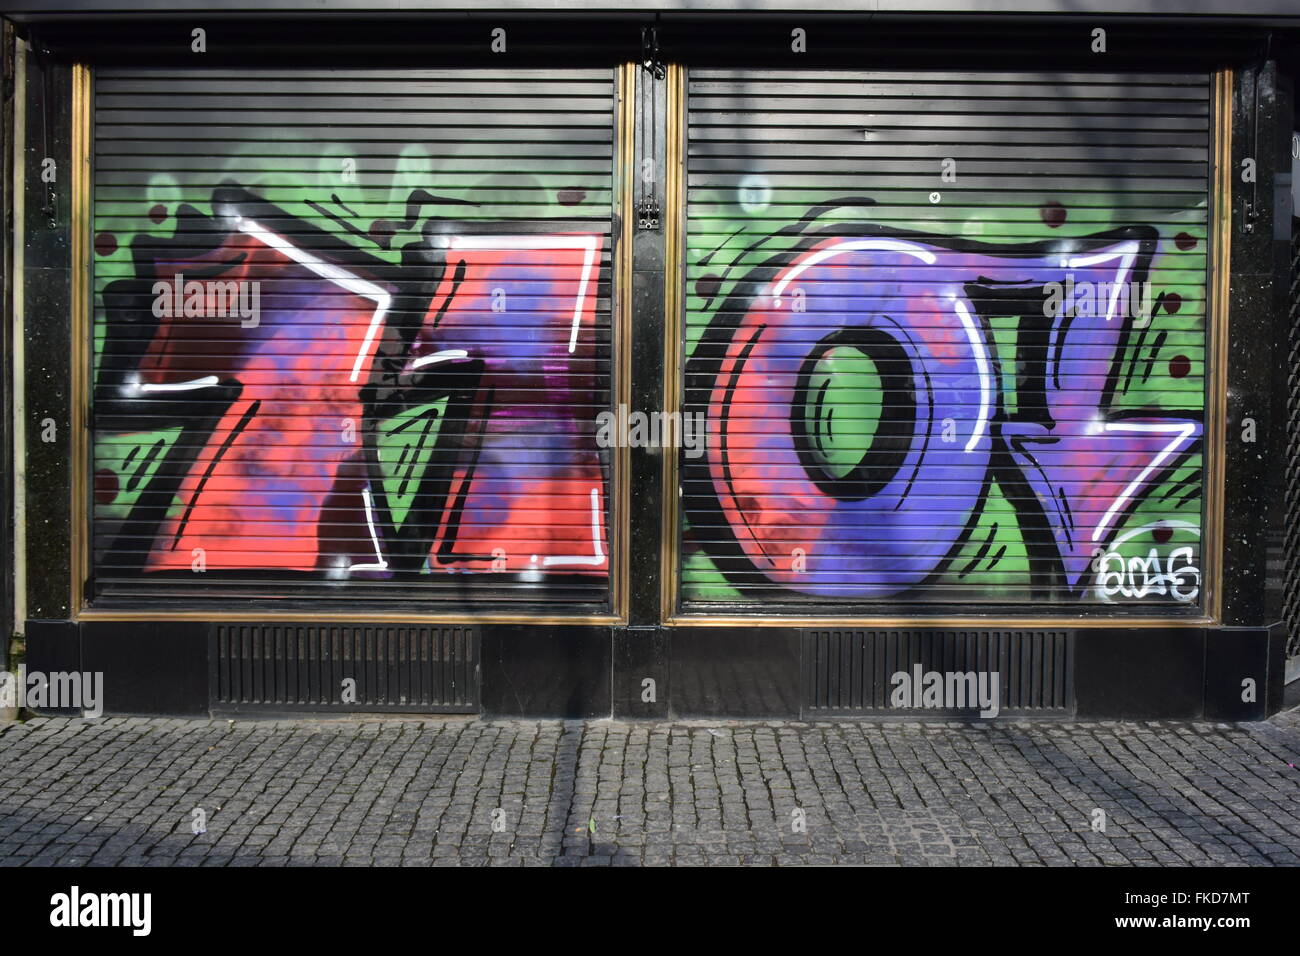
[1223,58,1293,630]
[17,40,74,623]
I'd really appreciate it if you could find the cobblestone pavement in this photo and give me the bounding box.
[1,711,1298,866]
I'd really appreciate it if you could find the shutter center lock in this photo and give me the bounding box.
[637,199,661,231]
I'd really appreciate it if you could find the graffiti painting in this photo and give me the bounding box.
[682,203,1207,607]
[92,187,610,597]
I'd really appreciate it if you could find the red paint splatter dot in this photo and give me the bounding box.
[695,274,722,300]
[1169,354,1191,378]
[1152,526,1173,544]
[93,469,119,506]
[1040,202,1067,228]
[1174,232,1197,251]
[737,496,759,516]
[1163,292,1182,314]
[148,204,168,224]
[93,232,118,257]
[557,188,587,206]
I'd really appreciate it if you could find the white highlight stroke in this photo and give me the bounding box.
[347,485,390,572]
[138,376,219,393]
[953,300,992,454]
[1065,241,1138,324]
[235,217,393,385]
[542,487,606,568]
[411,349,469,369]
[1091,422,1199,543]
[448,235,598,355]
[770,238,937,306]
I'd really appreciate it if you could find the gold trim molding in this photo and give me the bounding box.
[611,61,636,624]
[1204,67,1232,626]
[667,615,1215,629]
[659,63,686,624]
[79,610,626,625]
[659,65,1228,628]
[73,64,635,626]
[70,63,91,617]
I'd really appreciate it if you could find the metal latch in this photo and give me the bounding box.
[641,25,665,80]
[637,199,661,231]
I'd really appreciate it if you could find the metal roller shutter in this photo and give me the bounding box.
[680,69,1211,610]
[90,68,617,607]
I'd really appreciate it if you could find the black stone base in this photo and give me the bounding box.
[17,619,1292,720]
[20,620,82,715]
[480,624,610,718]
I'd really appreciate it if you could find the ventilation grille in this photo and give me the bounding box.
[1285,228,1300,661]
[212,624,478,713]
[802,629,1073,716]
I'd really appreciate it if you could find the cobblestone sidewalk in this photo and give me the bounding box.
[1,710,1298,866]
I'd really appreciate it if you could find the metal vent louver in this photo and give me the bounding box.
[212,624,478,713]
[802,629,1073,716]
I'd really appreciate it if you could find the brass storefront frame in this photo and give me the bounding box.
[71,62,638,626]
[659,66,1231,628]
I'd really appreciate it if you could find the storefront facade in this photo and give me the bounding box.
[3,1,1299,719]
